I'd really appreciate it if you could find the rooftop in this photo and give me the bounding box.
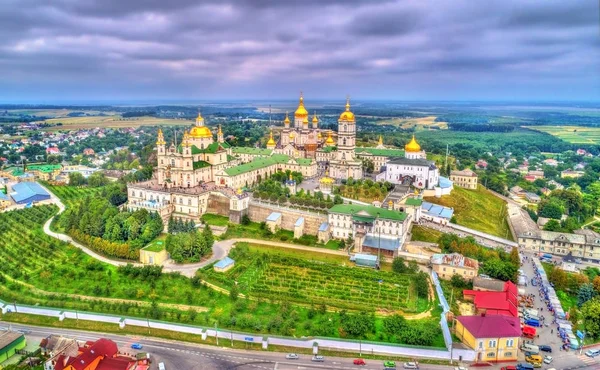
[214,257,235,269]
[294,217,304,227]
[0,331,24,351]
[451,169,477,177]
[10,181,50,203]
[232,147,273,156]
[456,314,522,339]
[27,164,62,173]
[266,212,282,222]
[405,197,423,206]
[318,222,329,232]
[431,253,479,269]
[362,234,401,251]
[329,203,407,221]
[355,147,405,157]
[421,201,454,219]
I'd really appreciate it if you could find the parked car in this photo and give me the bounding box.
[312,355,325,362]
[585,349,600,357]
[539,345,552,352]
[403,362,418,369]
[130,343,143,350]
[353,358,366,366]
[286,353,299,360]
[543,356,553,364]
[454,367,468,370]
[526,354,542,365]
[383,360,396,369]
[516,363,534,370]
[500,366,517,370]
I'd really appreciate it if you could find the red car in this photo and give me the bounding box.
[353,358,366,365]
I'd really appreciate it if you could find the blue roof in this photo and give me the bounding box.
[422,201,454,219]
[354,254,378,261]
[0,192,10,201]
[214,257,235,269]
[295,217,304,227]
[11,182,50,203]
[266,212,282,222]
[362,234,401,251]
[318,222,329,232]
[439,176,453,189]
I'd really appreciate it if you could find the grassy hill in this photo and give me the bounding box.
[424,185,513,240]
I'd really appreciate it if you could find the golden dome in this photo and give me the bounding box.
[303,116,309,125]
[267,130,276,146]
[339,97,355,122]
[318,131,323,140]
[405,135,421,152]
[312,112,318,124]
[189,125,213,138]
[326,131,335,145]
[218,125,223,135]
[294,93,308,119]
[320,176,334,184]
[284,112,291,125]
[289,132,294,139]
[378,135,383,146]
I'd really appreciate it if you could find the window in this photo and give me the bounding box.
[506,339,514,347]
[487,352,495,358]
[504,352,512,357]
[488,340,497,348]
[478,342,483,350]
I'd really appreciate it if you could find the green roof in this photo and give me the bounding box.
[329,204,407,221]
[320,146,336,153]
[353,215,375,223]
[143,240,165,252]
[193,160,210,169]
[405,198,423,206]
[178,142,227,154]
[232,147,273,156]
[27,164,62,173]
[223,153,314,176]
[355,147,405,157]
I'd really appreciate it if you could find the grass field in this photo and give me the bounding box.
[526,125,600,145]
[424,185,513,240]
[375,116,448,130]
[202,243,430,314]
[410,225,443,243]
[42,115,193,131]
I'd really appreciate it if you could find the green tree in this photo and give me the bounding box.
[581,298,600,338]
[383,314,407,335]
[68,172,86,186]
[392,257,407,274]
[578,283,595,307]
[543,219,561,231]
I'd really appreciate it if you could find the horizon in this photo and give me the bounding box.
[1,0,599,102]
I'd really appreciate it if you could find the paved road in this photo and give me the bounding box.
[0,323,456,370]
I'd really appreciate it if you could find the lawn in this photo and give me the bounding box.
[410,225,443,243]
[144,234,167,252]
[201,243,430,314]
[201,213,230,226]
[424,185,513,240]
[527,125,600,145]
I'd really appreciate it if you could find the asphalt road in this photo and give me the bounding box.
[1,323,458,370]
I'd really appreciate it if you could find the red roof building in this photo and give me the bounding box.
[52,338,137,370]
[46,147,60,154]
[463,281,518,317]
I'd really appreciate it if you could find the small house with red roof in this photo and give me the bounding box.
[454,314,521,363]
[463,281,518,317]
[48,338,143,370]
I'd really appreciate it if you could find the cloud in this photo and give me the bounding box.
[0,0,598,101]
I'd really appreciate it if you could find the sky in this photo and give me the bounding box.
[1,0,599,103]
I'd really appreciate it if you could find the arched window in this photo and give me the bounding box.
[171,159,175,166]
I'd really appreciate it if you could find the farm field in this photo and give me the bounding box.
[201,243,431,314]
[374,116,448,130]
[0,206,444,345]
[42,115,193,130]
[8,109,120,118]
[424,185,513,240]
[526,125,600,145]
[42,182,103,208]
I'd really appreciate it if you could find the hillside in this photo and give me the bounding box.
[424,185,513,240]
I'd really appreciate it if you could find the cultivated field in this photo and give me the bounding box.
[202,243,431,314]
[526,125,600,145]
[374,116,448,130]
[9,109,119,118]
[43,115,193,130]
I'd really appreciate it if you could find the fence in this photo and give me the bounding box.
[0,298,475,361]
[430,271,453,352]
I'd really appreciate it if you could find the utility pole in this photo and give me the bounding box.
[215,321,219,346]
[444,144,449,175]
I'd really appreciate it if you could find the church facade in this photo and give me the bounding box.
[382,136,440,189]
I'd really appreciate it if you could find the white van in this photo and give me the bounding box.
[521,343,540,354]
[525,309,539,317]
